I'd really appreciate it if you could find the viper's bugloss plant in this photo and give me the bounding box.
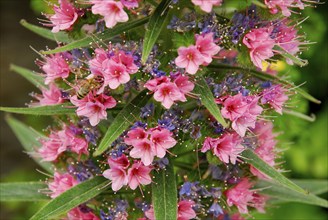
[1,0,327,219]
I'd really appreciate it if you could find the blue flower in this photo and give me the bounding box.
[208,202,224,217]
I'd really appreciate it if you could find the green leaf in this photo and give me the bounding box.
[207,63,321,104]
[43,17,149,54]
[291,179,328,195]
[152,159,177,220]
[194,76,228,127]
[5,116,53,173]
[10,64,46,89]
[20,19,70,43]
[256,180,328,208]
[283,109,316,122]
[241,149,307,194]
[0,182,49,202]
[141,0,171,63]
[0,104,76,115]
[30,176,110,220]
[94,90,150,156]
[275,45,308,67]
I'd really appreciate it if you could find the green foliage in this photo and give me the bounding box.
[172,32,195,49]
[10,64,46,89]
[152,160,177,220]
[0,104,76,115]
[0,182,49,202]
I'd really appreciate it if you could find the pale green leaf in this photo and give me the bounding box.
[43,17,149,54]
[30,177,110,220]
[194,76,228,127]
[283,109,316,122]
[275,45,308,67]
[291,179,328,195]
[152,159,177,220]
[20,19,70,43]
[10,64,46,89]
[141,0,171,63]
[241,149,307,194]
[0,182,49,202]
[5,116,53,173]
[94,90,150,156]
[208,63,321,104]
[0,104,76,115]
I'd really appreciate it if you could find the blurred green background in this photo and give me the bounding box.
[0,0,327,219]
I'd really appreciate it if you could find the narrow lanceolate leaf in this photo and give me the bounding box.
[291,179,328,195]
[208,63,321,104]
[256,180,328,208]
[0,182,49,202]
[10,64,46,89]
[141,0,171,63]
[94,90,150,156]
[194,76,228,127]
[5,116,53,173]
[43,17,150,54]
[0,103,76,115]
[30,176,110,220]
[283,109,316,122]
[242,149,307,194]
[20,19,70,43]
[275,45,308,67]
[152,160,177,220]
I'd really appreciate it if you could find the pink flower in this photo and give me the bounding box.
[42,54,70,85]
[175,45,205,75]
[48,172,78,198]
[127,161,152,190]
[177,200,197,220]
[112,50,139,74]
[103,167,128,191]
[149,128,177,158]
[173,75,195,100]
[144,207,155,220]
[66,207,99,220]
[261,85,288,114]
[153,82,185,109]
[38,132,67,161]
[243,28,275,69]
[35,83,64,106]
[91,0,129,28]
[129,139,155,166]
[102,59,130,89]
[124,127,148,147]
[60,127,89,156]
[49,0,78,33]
[107,154,130,169]
[89,48,109,76]
[195,32,221,63]
[144,76,170,92]
[191,0,222,13]
[252,193,269,213]
[225,178,254,214]
[221,93,249,121]
[264,0,304,17]
[120,0,140,9]
[71,92,116,126]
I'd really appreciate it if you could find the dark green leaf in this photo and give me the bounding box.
[30,176,110,220]
[256,180,328,208]
[141,0,171,63]
[241,149,307,194]
[93,90,150,156]
[43,17,149,54]
[20,19,70,43]
[0,104,76,115]
[208,63,321,104]
[152,159,177,220]
[10,64,46,89]
[0,182,49,202]
[194,76,228,127]
[5,116,53,173]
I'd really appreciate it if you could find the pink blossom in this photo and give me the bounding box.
[149,128,177,158]
[144,76,170,92]
[153,82,185,109]
[103,167,128,191]
[38,132,67,161]
[243,28,275,69]
[49,0,78,33]
[66,207,99,220]
[89,48,109,76]
[173,75,195,100]
[225,178,254,214]
[91,0,129,28]
[264,0,304,17]
[42,54,70,85]
[36,83,64,106]
[120,0,140,9]
[221,93,249,121]
[48,172,78,198]
[177,200,197,220]
[112,50,138,74]
[201,136,218,153]
[102,59,130,89]
[144,207,155,220]
[124,127,148,147]
[59,127,89,156]
[107,154,130,169]
[252,193,269,213]
[175,45,205,75]
[129,139,155,166]
[191,0,222,13]
[195,32,221,63]
[127,161,152,190]
[70,92,117,126]
[261,85,288,114]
